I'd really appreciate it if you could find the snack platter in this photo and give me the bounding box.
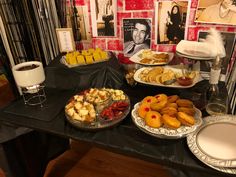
[131,103,202,139]
[60,49,110,68]
[65,88,130,130]
[133,66,201,88]
[129,49,174,66]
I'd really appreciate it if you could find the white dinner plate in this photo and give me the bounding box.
[187,115,236,170]
[129,49,174,66]
[131,103,202,139]
[176,40,215,60]
[133,66,202,88]
[176,51,214,61]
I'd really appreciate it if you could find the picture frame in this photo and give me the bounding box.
[56,28,75,53]
[90,0,117,37]
[155,1,189,45]
[122,18,152,57]
[195,0,236,25]
[198,30,236,81]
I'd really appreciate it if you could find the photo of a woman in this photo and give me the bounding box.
[166,5,184,44]
[155,1,188,45]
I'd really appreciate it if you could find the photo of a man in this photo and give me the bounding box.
[123,19,151,57]
[195,0,236,25]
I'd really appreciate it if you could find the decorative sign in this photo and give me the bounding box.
[56,28,75,52]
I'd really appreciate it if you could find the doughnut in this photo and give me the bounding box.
[150,99,167,111]
[178,107,195,116]
[154,94,168,102]
[165,102,178,109]
[160,106,178,116]
[162,114,181,129]
[145,111,162,128]
[176,99,193,108]
[177,112,195,126]
[167,95,179,103]
[138,103,151,119]
[141,96,157,105]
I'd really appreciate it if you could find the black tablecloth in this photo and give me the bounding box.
[44,52,124,91]
[0,53,233,177]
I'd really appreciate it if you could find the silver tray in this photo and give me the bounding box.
[65,94,130,131]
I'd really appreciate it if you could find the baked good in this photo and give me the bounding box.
[160,106,178,116]
[162,114,181,129]
[177,112,195,126]
[176,99,193,108]
[100,51,108,60]
[167,95,179,103]
[178,107,195,116]
[160,70,175,84]
[138,103,151,119]
[165,102,178,109]
[150,94,168,111]
[76,55,86,64]
[85,55,94,64]
[141,96,157,105]
[145,111,162,128]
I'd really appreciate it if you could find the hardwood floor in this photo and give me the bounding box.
[44,140,172,177]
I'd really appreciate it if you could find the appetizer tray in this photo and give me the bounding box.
[131,102,202,139]
[65,88,130,130]
[187,115,236,174]
[60,50,110,68]
[129,49,174,66]
[133,65,201,88]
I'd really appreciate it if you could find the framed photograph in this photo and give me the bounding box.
[198,31,236,81]
[155,1,189,45]
[56,28,75,52]
[195,0,236,25]
[90,0,117,37]
[123,18,152,57]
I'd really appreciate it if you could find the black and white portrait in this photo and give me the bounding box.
[123,18,151,57]
[198,31,236,80]
[90,0,117,37]
[195,0,236,25]
[155,1,188,44]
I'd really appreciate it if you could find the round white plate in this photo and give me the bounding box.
[131,103,202,139]
[129,49,174,66]
[176,51,214,61]
[133,66,202,89]
[187,115,236,170]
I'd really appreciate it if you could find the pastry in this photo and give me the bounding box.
[138,103,151,119]
[178,107,195,116]
[176,99,193,108]
[162,114,181,129]
[141,96,157,105]
[177,112,195,126]
[76,55,86,64]
[145,111,162,128]
[165,102,178,109]
[150,94,168,111]
[160,106,178,116]
[167,95,179,103]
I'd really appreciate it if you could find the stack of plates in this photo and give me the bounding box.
[176,40,215,60]
[187,115,236,174]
